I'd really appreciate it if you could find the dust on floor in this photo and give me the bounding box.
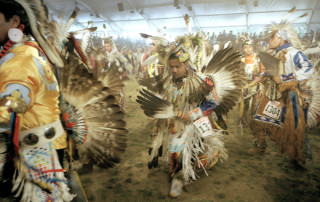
[78,79,320,202]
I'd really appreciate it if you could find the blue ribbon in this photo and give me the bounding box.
[289,91,299,128]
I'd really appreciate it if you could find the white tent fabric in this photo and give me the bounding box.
[44,0,320,37]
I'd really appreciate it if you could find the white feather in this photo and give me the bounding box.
[303,46,320,56]
[307,66,320,127]
[142,55,158,66]
[16,0,63,67]
[209,71,236,100]
[153,105,175,119]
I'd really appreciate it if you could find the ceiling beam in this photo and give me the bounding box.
[104,6,319,21]
[165,22,310,31]
[96,8,314,23]
[307,0,320,31]
[128,0,314,15]
[123,0,159,31]
[77,0,122,35]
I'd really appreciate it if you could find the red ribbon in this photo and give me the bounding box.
[13,114,20,154]
[41,169,66,174]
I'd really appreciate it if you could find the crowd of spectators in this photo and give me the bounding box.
[88,28,319,79]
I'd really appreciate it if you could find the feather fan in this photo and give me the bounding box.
[203,45,246,115]
[60,52,127,168]
[137,75,163,93]
[307,59,320,128]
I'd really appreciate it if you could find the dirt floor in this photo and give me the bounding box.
[78,79,320,202]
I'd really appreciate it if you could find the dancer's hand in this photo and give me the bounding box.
[253,76,262,83]
[180,113,191,121]
[176,110,191,121]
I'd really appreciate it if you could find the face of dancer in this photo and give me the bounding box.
[269,34,283,49]
[169,58,188,79]
[105,42,112,53]
[149,41,156,52]
[0,13,20,46]
[243,44,253,56]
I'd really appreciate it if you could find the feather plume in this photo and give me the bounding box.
[47,7,80,53]
[79,27,97,56]
[103,24,109,37]
[184,14,192,34]
[281,6,296,22]
[66,7,80,30]
[139,33,173,47]
[142,54,158,66]
[16,0,63,66]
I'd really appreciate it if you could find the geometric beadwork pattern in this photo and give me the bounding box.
[253,114,284,127]
[21,143,55,182]
[21,142,60,200]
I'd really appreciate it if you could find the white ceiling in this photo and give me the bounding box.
[43,0,320,38]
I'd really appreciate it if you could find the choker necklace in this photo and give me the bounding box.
[0,24,25,60]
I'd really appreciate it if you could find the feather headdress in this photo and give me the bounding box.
[175,30,212,72]
[266,6,307,50]
[237,34,253,47]
[139,32,175,72]
[15,0,64,66]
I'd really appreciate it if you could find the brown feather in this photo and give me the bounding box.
[258,52,280,76]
